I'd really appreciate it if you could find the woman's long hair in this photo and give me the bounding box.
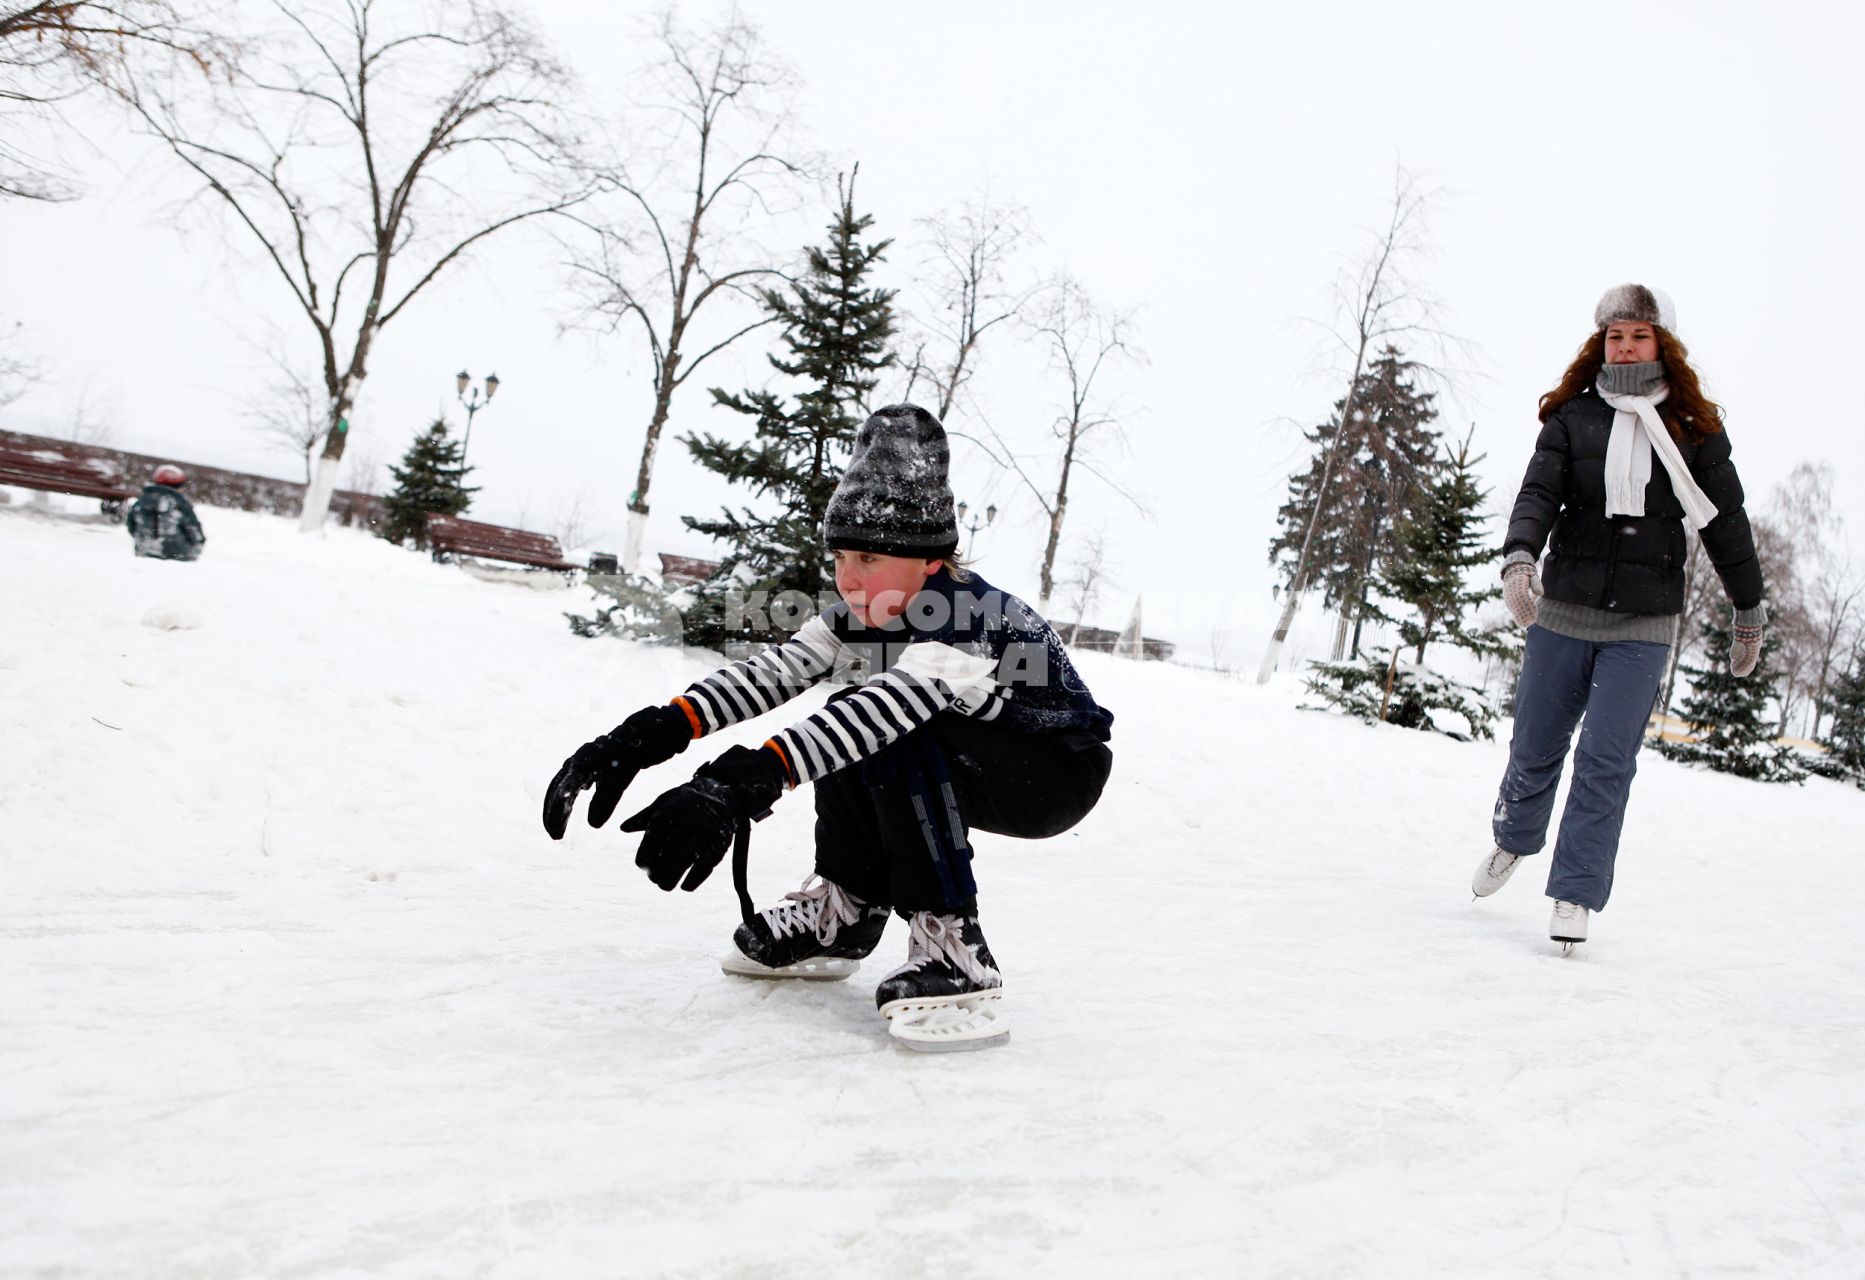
[1538,328,1726,442]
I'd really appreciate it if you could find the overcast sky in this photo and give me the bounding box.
[6,0,1861,662]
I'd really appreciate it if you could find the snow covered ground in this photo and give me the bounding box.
[3,496,1862,1279]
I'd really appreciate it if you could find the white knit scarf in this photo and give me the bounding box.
[1596,377,1720,529]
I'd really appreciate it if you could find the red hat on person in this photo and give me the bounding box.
[152,464,187,486]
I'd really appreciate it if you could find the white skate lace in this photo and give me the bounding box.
[761,875,864,946]
[899,912,995,985]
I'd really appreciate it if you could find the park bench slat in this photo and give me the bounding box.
[424,513,578,573]
[0,448,137,502]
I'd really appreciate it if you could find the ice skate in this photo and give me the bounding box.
[721,875,890,981]
[1472,847,1523,898]
[1550,900,1589,953]
[875,911,1007,1052]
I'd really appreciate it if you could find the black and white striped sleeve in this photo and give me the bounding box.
[677,616,842,735]
[768,640,999,784]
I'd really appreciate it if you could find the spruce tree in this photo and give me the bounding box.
[1817,648,1865,785]
[1363,429,1505,664]
[1303,429,1507,741]
[1268,346,1444,656]
[679,173,896,652]
[380,418,477,548]
[1658,617,1807,783]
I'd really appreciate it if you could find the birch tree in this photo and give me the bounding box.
[1762,463,1860,737]
[561,6,809,573]
[961,273,1142,613]
[897,186,1034,421]
[1257,166,1461,683]
[1,0,223,200]
[115,0,589,531]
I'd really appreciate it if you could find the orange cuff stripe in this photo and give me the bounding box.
[763,738,798,787]
[671,696,703,739]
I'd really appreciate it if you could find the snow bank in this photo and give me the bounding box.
[2,499,1861,1277]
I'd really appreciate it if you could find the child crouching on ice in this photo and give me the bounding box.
[541,404,1114,1051]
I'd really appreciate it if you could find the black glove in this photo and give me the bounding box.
[621,745,788,892]
[541,703,694,840]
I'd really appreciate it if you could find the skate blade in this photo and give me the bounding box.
[719,951,859,981]
[1555,939,1583,954]
[881,991,1007,1052]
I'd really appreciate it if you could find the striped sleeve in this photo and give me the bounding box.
[770,640,999,784]
[678,615,842,735]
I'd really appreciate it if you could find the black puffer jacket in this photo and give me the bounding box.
[1502,388,1763,615]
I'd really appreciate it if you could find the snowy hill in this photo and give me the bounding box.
[3,499,1862,1278]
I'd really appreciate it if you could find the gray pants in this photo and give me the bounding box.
[1491,625,1670,912]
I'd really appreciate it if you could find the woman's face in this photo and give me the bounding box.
[832,550,941,625]
[1603,321,1660,365]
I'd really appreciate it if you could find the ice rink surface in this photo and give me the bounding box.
[3,500,1861,1277]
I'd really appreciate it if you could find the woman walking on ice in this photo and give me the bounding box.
[542,404,1114,1049]
[1474,285,1766,949]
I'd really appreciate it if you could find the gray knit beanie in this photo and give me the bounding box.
[1594,283,1677,334]
[823,404,959,559]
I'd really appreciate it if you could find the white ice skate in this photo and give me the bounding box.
[719,951,864,981]
[1472,847,1523,898]
[1550,900,1589,952]
[884,993,1008,1053]
[875,912,1008,1053]
[719,876,890,981]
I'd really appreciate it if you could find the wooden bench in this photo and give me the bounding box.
[0,443,138,517]
[658,552,722,587]
[425,513,580,573]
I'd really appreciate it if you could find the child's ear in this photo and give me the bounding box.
[922,558,941,579]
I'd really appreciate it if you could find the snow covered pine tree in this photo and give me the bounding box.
[380,419,476,549]
[680,171,896,653]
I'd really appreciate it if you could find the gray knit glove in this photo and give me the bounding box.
[1730,606,1766,679]
[1502,560,1541,629]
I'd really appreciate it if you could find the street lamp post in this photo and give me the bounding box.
[456,369,500,463]
[955,499,996,559]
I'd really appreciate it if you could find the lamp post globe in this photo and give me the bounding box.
[957,497,995,559]
[456,369,502,464]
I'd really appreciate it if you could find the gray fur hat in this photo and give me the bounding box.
[823,404,958,559]
[1594,283,1677,334]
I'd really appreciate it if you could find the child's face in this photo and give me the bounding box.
[833,550,941,625]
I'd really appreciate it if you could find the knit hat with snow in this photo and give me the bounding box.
[823,403,959,559]
[1594,283,1677,335]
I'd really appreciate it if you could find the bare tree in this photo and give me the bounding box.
[1057,525,1116,646]
[560,5,808,573]
[977,279,1133,615]
[113,0,590,532]
[1752,516,1813,734]
[59,378,118,446]
[0,0,223,200]
[1208,629,1237,676]
[1764,462,1861,737]
[1659,532,1716,720]
[897,184,1035,420]
[550,485,609,555]
[1806,571,1863,739]
[0,314,35,406]
[959,274,1144,613]
[1257,166,1462,684]
[340,429,385,496]
[246,351,324,481]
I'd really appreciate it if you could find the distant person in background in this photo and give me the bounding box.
[127,464,206,561]
[1473,285,1766,950]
